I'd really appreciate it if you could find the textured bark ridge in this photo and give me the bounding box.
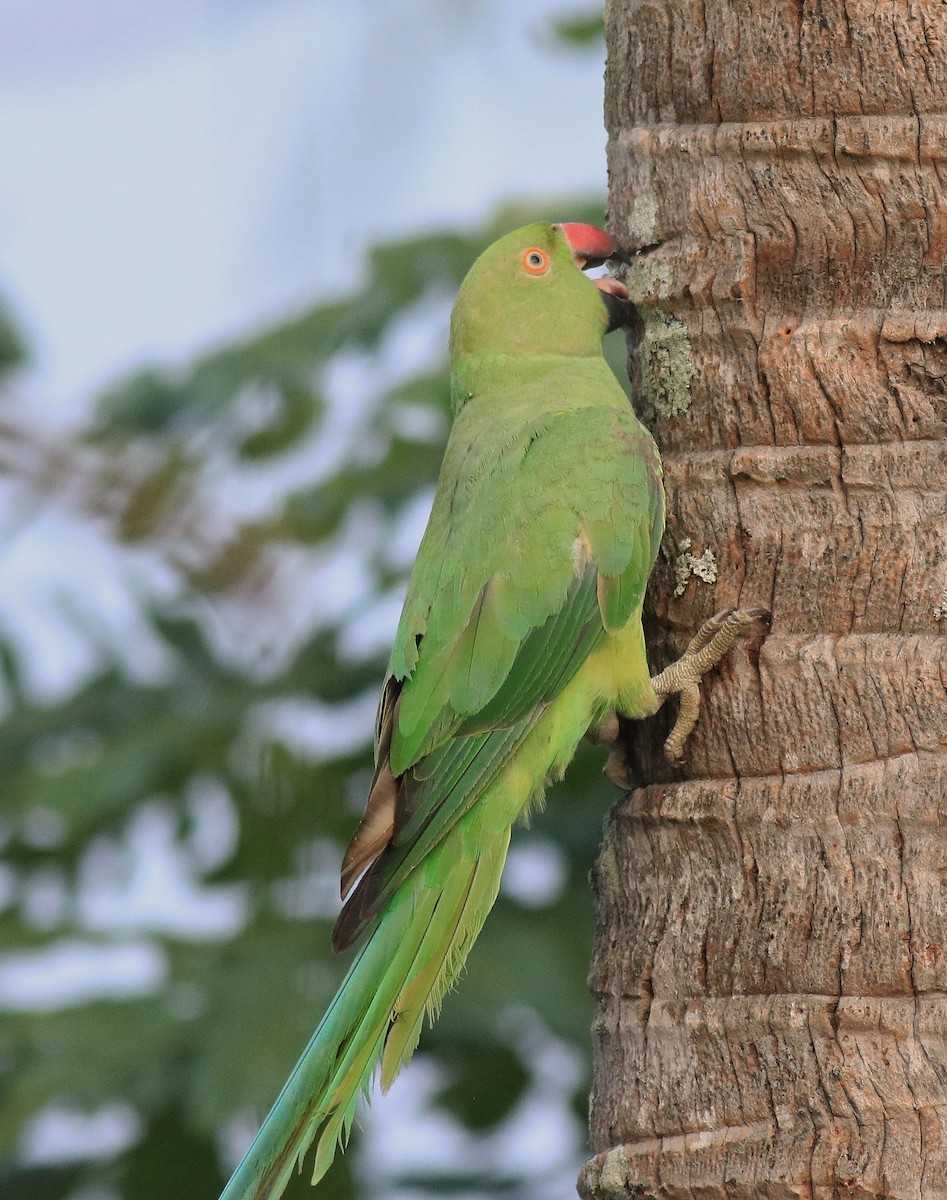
[583,3,947,1197]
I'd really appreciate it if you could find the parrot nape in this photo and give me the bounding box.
[220,221,764,1200]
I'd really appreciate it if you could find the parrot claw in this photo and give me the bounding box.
[603,742,632,790]
[586,712,620,746]
[587,712,634,789]
[650,606,769,762]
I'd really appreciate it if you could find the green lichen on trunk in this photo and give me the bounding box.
[625,192,658,248]
[616,189,696,422]
[634,308,696,421]
[582,1146,629,1199]
[673,537,719,597]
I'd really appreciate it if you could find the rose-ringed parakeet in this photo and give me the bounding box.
[220,221,762,1200]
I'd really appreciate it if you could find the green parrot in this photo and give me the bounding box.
[220,221,762,1200]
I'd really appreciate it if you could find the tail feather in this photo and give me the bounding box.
[380,833,507,1089]
[219,827,510,1200]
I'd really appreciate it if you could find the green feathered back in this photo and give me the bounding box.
[392,358,658,756]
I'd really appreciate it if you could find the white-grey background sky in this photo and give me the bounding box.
[1,0,606,423]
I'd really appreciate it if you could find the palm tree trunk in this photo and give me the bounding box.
[583,2,947,1195]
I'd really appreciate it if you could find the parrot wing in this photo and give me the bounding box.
[333,389,662,950]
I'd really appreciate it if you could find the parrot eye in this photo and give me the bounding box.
[521,248,551,276]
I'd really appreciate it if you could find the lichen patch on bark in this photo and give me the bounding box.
[672,538,719,597]
[582,1145,629,1199]
[625,192,658,246]
[635,310,695,421]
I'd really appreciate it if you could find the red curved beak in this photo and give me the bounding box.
[556,222,629,300]
[556,222,618,268]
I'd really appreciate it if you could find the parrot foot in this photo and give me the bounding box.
[587,712,620,746]
[651,606,769,762]
[602,743,632,789]
[587,712,633,789]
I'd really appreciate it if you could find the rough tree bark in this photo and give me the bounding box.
[582,3,947,1197]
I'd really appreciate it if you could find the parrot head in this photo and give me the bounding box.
[449,221,631,361]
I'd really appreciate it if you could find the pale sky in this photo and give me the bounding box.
[0,0,607,422]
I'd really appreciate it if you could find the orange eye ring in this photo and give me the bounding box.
[521,247,550,276]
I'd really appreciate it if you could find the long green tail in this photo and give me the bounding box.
[219,827,511,1200]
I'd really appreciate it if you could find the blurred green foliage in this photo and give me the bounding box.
[0,200,629,1199]
[549,12,605,49]
[0,299,27,374]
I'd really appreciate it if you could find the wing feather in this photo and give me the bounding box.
[457,566,601,734]
[333,365,663,951]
